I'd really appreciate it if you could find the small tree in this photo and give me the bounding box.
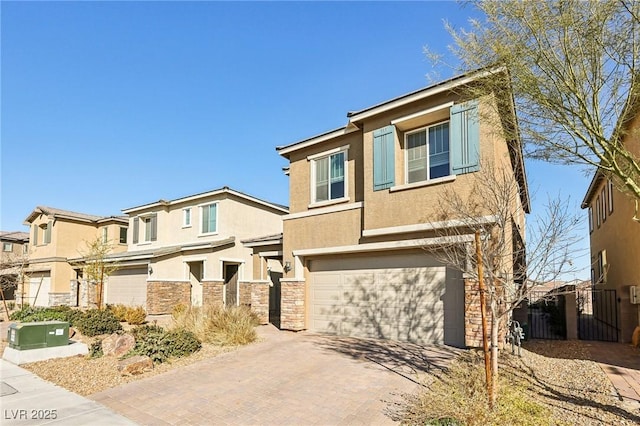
[0,246,30,315]
[77,237,119,309]
[427,0,640,210]
[427,163,581,407]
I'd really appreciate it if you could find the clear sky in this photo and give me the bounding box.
[1,1,592,279]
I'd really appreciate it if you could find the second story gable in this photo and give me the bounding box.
[121,186,289,252]
[277,69,529,236]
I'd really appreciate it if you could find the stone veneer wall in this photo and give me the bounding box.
[147,281,191,315]
[281,279,305,331]
[202,280,224,306]
[49,292,70,306]
[250,281,270,324]
[239,281,252,307]
[464,277,507,348]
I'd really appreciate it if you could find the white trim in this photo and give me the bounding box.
[243,239,282,248]
[362,215,499,237]
[306,144,350,161]
[258,250,283,258]
[277,127,356,156]
[403,120,451,186]
[308,197,350,209]
[389,175,456,193]
[309,146,349,205]
[390,102,453,126]
[182,207,192,228]
[293,235,475,257]
[283,202,363,221]
[294,255,304,280]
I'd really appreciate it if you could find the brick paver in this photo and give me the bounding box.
[584,341,640,409]
[90,325,459,425]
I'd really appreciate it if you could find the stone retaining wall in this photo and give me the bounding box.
[147,281,190,315]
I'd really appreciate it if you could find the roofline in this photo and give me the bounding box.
[122,187,288,215]
[581,170,605,209]
[276,66,506,157]
[23,206,126,226]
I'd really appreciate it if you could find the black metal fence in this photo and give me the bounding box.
[577,289,619,342]
[527,291,567,340]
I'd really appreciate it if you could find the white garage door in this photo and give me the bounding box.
[309,253,465,347]
[105,268,148,307]
[29,273,51,307]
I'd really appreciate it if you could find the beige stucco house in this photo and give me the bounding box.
[0,231,30,301]
[22,206,128,306]
[581,99,640,343]
[107,187,287,318]
[276,69,529,347]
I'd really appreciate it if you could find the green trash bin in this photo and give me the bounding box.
[7,321,69,350]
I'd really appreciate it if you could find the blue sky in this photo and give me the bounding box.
[1,1,592,278]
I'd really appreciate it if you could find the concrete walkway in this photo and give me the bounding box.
[0,359,135,425]
[90,325,460,425]
[584,341,640,410]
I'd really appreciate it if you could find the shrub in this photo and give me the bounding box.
[130,324,165,341]
[74,309,122,337]
[125,306,147,325]
[171,303,187,318]
[171,304,259,346]
[9,305,78,324]
[132,328,201,364]
[106,304,128,322]
[162,330,202,358]
[88,339,103,358]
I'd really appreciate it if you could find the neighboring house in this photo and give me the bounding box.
[23,206,128,306]
[107,187,287,319]
[581,99,640,343]
[0,231,30,300]
[276,69,529,347]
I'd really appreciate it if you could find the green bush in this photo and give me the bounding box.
[171,304,259,346]
[130,324,165,340]
[74,309,122,337]
[9,305,78,324]
[125,306,147,325]
[131,328,201,364]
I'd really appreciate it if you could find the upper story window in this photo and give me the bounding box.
[183,208,192,227]
[200,203,218,234]
[133,214,157,244]
[119,227,127,244]
[588,206,593,233]
[309,146,348,204]
[101,227,108,243]
[35,221,52,245]
[601,188,606,223]
[3,242,12,252]
[596,195,601,228]
[406,122,450,183]
[607,179,614,214]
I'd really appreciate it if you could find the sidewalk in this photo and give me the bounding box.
[1,359,136,425]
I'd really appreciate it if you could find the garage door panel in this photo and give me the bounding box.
[309,254,465,347]
[106,268,147,307]
[29,275,51,307]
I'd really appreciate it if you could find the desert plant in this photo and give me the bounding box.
[171,303,187,318]
[131,328,200,364]
[88,338,103,358]
[162,329,201,358]
[130,324,165,341]
[106,304,128,322]
[74,309,122,337]
[9,305,79,324]
[124,306,146,325]
[171,304,259,346]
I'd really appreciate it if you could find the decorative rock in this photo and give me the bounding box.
[117,355,153,376]
[102,333,136,357]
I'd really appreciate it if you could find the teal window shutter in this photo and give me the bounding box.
[450,100,480,175]
[33,224,38,246]
[133,217,139,244]
[373,125,395,190]
[150,213,158,241]
[45,221,52,244]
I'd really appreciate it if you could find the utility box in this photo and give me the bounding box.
[7,321,69,350]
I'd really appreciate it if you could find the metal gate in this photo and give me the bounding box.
[527,291,566,340]
[577,289,619,342]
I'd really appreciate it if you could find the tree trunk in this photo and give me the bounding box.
[490,309,500,408]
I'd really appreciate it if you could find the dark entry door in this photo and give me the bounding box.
[224,263,239,306]
[268,270,282,328]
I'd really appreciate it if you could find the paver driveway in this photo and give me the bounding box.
[90,325,460,425]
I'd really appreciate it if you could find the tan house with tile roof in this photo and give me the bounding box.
[581,96,640,343]
[22,206,128,306]
[276,68,529,347]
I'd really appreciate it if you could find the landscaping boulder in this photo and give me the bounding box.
[102,333,136,357]
[117,355,153,376]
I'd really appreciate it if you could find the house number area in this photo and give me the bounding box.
[3,409,58,421]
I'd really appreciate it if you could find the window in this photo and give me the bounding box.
[136,213,157,243]
[596,196,601,228]
[406,122,450,183]
[201,203,218,234]
[601,188,606,222]
[101,227,108,243]
[183,208,192,227]
[2,242,12,252]
[588,206,593,233]
[119,227,127,244]
[23,244,28,254]
[311,149,347,203]
[608,179,614,214]
[40,221,52,245]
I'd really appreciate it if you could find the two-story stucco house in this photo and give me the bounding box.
[106,187,287,318]
[0,231,30,301]
[23,207,128,306]
[276,69,529,347]
[581,98,640,343]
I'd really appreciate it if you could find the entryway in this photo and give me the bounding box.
[223,262,239,306]
[188,261,204,306]
[577,288,619,342]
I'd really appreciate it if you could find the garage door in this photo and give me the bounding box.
[105,268,148,307]
[29,272,51,307]
[309,253,465,347]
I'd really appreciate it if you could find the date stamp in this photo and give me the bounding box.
[3,410,58,421]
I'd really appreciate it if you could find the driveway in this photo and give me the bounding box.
[90,325,460,425]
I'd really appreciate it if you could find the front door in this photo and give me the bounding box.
[224,263,239,306]
[188,262,203,306]
[269,270,282,328]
